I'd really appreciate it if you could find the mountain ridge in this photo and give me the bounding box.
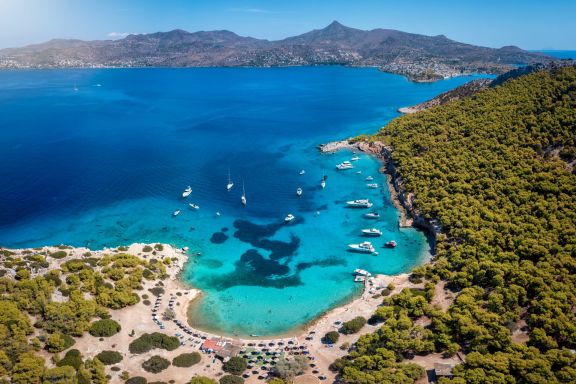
[0,21,554,81]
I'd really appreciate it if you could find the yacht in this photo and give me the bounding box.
[367,183,379,189]
[348,241,378,254]
[336,161,354,170]
[366,176,374,181]
[299,170,306,175]
[189,203,200,210]
[182,186,192,198]
[385,240,397,248]
[346,199,373,208]
[353,269,372,276]
[227,169,234,191]
[172,210,181,217]
[284,214,295,222]
[241,182,247,206]
[364,212,380,219]
[361,228,382,237]
[296,187,303,197]
[351,156,360,161]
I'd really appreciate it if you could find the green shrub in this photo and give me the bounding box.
[323,331,339,344]
[49,251,68,259]
[129,332,180,354]
[189,377,216,384]
[222,356,247,375]
[95,350,123,365]
[57,349,83,370]
[142,355,170,373]
[89,319,121,337]
[172,352,201,367]
[142,246,153,252]
[154,244,164,251]
[111,366,121,372]
[340,316,366,334]
[219,375,244,384]
[126,377,147,384]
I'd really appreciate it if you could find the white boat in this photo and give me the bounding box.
[367,183,379,189]
[366,176,374,181]
[351,156,360,161]
[227,169,234,191]
[346,199,373,208]
[299,170,306,175]
[354,269,372,276]
[354,276,366,283]
[385,240,397,248]
[356,171,362,174]
[284,214,295,222]
[182,186,192,198]
[241,182,247,206]
[361,228,382,237]
[189,203,200,210]
[348,241,378,254]
[172,210,181,217]
[320,179,326,189]
[296,187,303,197]
[364,212,380,219]
[336,161,354,170]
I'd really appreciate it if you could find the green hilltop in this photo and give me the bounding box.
[333,66,576,383]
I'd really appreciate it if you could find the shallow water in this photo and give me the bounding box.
[0,67,487,336]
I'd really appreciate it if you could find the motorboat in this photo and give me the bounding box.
[351,156,360,161]
[361,228,382,237]
[182,186,192,198]
[336,161,354,170]
[172,210,181,217]
[320,179,326,189]
[296,187,303,197]
[189,203,200,210]
[364,212,380,219]
[284,214,295,222]
[299,170,306,175]
[367,183,379,189]
[354,276,366,282]
[353,269,371,276]
[227,169,234,191]
[241,182,247,205]
[366,176,374,181]
[346,199,373,208]
[348,241,378,254]
[385,240,397,248]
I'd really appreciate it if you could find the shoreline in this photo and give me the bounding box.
[2,242,423,383]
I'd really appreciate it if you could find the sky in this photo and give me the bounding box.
[0,0,574,50]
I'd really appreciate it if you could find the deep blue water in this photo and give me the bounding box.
[535,50,576,60]
[0,67,487,336]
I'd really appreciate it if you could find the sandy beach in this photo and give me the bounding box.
[4,241,425,384]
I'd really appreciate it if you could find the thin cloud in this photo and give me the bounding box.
[228,8,271,14]
[108,32,131,39]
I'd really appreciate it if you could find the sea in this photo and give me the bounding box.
[0,67,488,336]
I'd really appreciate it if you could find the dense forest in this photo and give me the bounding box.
[334,66,576,383]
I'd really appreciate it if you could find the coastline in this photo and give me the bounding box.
[319,139,440,244]
[2,242,423,383]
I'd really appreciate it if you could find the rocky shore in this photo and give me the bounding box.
[320,139,441,243]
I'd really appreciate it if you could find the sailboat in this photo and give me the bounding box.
[241,181,247,206]
[227,169,234,191]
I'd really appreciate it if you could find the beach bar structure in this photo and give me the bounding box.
[200,337,241,361]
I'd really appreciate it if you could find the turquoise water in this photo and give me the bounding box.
[0,67,487,336]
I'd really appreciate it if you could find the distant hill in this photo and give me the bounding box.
[0,21,553,81]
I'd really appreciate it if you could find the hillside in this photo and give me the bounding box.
[0,21,552,81]
[333,66,576,382]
